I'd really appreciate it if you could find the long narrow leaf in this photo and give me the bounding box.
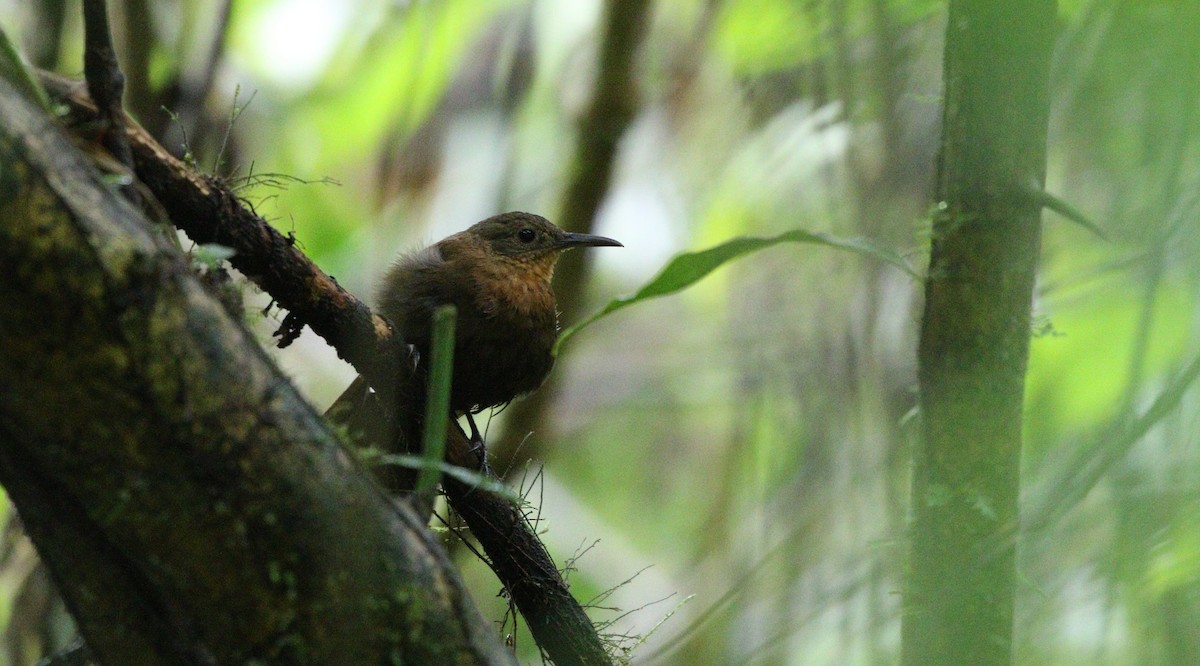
[0,26,53,113]
[555,229,917,353]
[378,454,518,501]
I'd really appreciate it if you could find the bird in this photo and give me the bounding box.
[327,211,621,465]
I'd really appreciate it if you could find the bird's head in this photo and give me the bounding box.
[448,212,622,315]
[468,212,622,263]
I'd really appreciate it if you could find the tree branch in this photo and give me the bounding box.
[443,430,614,665]
[41,71,411,408]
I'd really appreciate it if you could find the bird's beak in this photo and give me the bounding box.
[557,232,623,249]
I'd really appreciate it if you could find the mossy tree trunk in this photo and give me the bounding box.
[0,78,514,666]
[902,1,1056,663]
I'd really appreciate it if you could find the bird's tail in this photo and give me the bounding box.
[325,375,429,517]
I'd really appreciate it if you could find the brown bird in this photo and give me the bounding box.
[328,212,621,455]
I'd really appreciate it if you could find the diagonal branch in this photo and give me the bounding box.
[42,71,411,407]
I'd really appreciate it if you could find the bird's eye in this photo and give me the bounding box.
[517,228,536,243]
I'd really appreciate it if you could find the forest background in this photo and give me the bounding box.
[0,0,1197,664]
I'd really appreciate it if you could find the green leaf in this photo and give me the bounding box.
[377,454,519,502]
[0,26,53,114]
[555,229,917,354]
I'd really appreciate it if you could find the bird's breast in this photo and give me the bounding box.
[453,288,557,412]
[475,276,556,321]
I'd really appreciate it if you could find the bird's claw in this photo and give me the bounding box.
[405,343,420,371]
[465,413,489,467]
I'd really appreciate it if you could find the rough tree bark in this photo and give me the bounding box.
[0,77,514,666]
[902,1,1055,664]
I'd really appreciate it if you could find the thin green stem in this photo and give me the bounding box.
[417,305,456,498]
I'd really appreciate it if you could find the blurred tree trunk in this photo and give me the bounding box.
[0,78,513,666]
[903,1,1055,664]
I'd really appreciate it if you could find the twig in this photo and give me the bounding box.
[81,0,136,185]
[1020,179,1108,240]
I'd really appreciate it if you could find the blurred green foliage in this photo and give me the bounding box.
[1,0,1198,664]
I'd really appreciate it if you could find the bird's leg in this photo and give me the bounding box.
[464,412,497,474]
[405,343,421,371]
[465,412,484,450]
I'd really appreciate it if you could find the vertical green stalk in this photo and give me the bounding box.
[902,1,1055,664]
[417,305,456,498]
